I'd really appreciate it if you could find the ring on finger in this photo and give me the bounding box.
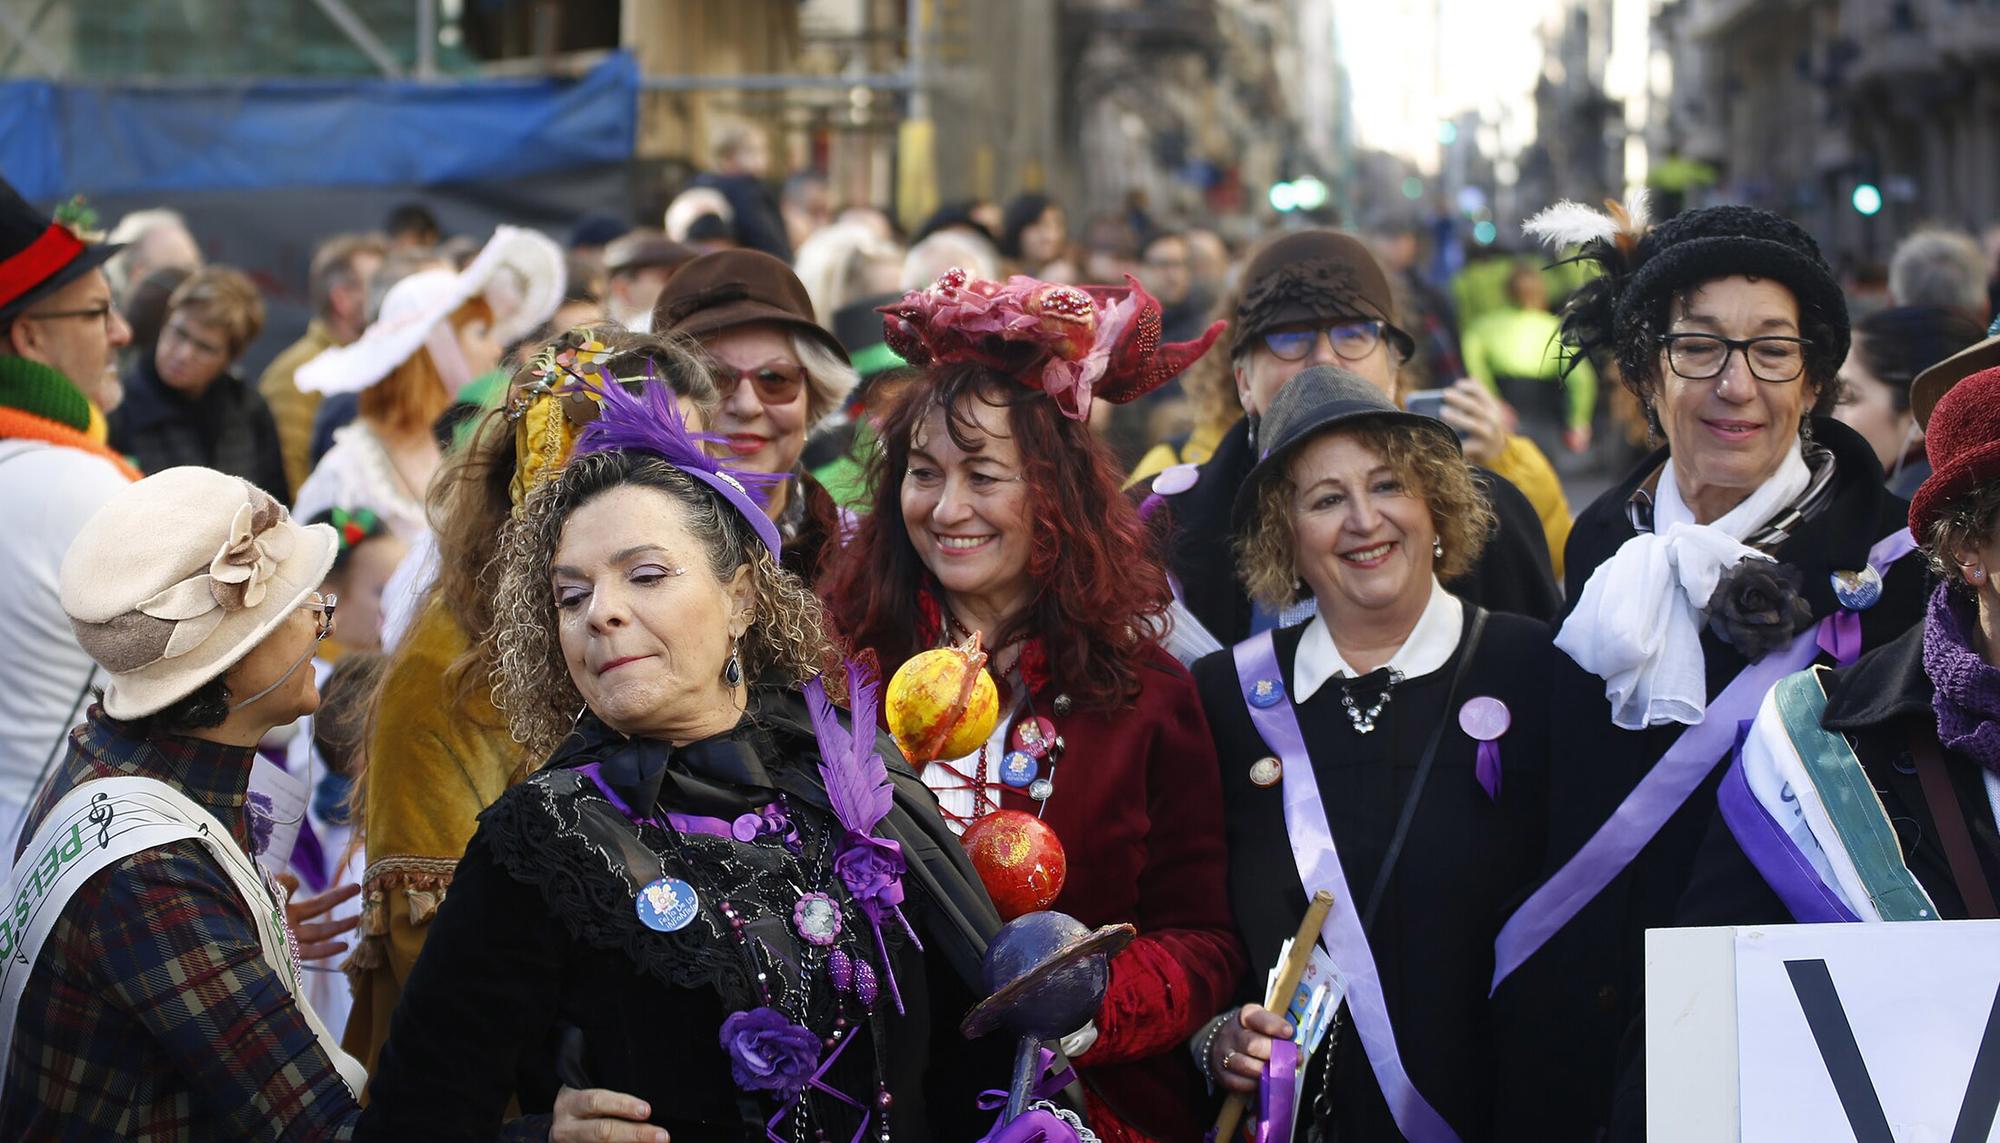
[1220,1050,1238,1074]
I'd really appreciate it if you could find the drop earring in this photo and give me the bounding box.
[1432,537,1444,559]
[723,640,743,686]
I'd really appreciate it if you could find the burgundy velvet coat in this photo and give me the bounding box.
[929,642,1245,1142]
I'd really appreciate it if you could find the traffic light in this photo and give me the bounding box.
[1852,183,1883,216]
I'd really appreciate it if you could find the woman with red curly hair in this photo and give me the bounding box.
[820,270,1245,1143]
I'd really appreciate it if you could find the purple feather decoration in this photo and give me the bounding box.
[570,371,782,504]
[805,664,895,838]
[805,660,918,1014]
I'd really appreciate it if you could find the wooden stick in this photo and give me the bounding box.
[1212,889,1335,1143]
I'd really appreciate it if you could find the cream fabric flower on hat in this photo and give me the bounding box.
[208,499,295,612]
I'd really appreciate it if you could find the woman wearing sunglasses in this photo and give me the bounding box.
[1493,202,1932,1137]
[652,250,859,581]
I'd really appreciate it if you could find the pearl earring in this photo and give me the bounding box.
[1432,537,1444,559]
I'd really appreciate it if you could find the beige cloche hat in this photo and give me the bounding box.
[60,467,336,719]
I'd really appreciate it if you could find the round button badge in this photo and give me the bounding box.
[635,877,700,932]
[1457,696,1511,742]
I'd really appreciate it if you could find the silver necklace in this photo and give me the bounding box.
[1338,669,1404,735]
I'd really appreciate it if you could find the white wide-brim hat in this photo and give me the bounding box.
[295,224,566,396]
[60,467,338,719]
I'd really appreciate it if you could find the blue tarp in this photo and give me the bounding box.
[0,51,638,200]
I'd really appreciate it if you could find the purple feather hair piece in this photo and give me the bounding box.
[568,371,784,555]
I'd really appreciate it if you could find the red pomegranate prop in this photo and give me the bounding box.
[960,810,1068,921]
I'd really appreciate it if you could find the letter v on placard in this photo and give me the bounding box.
[1784,957,2000,1143]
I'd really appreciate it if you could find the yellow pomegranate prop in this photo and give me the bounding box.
[885,634,1000,763]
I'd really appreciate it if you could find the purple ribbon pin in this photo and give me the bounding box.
[1458,696,1510,802]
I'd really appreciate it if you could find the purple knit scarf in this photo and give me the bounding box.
[1922,581,2000,774]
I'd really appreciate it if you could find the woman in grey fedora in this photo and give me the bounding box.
[1189,366,1555,1142]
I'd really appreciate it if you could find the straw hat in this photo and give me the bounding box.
[60,468,336,719]
[295,225,564,396]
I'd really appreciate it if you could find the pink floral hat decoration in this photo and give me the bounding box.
[878,267,1226,420]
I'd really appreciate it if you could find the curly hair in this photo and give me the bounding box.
[1235,420,1496,610]
[1922,475,2000,599]
[819,363,1173,710]
[491,448,839,760]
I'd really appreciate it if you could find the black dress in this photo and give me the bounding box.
[1191,604,1553,1141]
[356,688,1009,1142]
[1161,418,1561,646]
[1497,417,1931,1139]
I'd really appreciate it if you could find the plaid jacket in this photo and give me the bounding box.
[1,707,359,1141]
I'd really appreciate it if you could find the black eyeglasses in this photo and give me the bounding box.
[1659,333,1812,383]
[1262,320,1390,364]
[21,303,117,329]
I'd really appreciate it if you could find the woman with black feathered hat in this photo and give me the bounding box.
[1487,197,1930,1136]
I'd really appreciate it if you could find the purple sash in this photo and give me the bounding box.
[1715,744,1861,924]
[1233,632,1463,1143]
[1488,529,1915,989]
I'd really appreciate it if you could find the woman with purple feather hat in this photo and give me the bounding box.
[355,358,1009,1142]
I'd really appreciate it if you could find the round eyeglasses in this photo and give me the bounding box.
[1659,333,1812,383]
[1261,320,1392,364]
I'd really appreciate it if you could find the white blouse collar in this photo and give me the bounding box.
[1293,577,1464,703]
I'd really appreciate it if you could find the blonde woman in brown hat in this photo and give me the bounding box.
[652,248,857,579]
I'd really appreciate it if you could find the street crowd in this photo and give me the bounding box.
[3,127,2000,1143]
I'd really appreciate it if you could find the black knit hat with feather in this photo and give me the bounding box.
[1523,194,1849,421]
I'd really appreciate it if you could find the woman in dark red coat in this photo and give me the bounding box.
[821,269,1244,1142]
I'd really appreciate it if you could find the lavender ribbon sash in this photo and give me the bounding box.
[1488,528,1916,990]
[1233,632,1463,1143]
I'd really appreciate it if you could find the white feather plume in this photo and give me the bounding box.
[1620,186,1652,234]
[1522,200,1619,251]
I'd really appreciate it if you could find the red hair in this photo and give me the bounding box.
[820,363,1172,710]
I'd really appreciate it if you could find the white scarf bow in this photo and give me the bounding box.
[1555,443,1810,729]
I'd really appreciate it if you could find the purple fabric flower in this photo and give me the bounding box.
[719,1007,819,1102]
[833,833,907,915]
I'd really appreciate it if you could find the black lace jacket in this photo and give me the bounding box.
[356,687,1007,1143]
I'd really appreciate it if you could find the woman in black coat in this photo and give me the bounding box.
[1492,203,1931,1137]
[1190,365,1551,1142]
[1679,357,2000,931]
[109,266,289,498]
[357,388,1007,1141]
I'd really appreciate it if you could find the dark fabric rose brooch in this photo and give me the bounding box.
[1704,558,1815,659]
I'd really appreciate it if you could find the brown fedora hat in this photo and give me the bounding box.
[651,249,849,363]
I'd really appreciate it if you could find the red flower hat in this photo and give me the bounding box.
[879,267,1225,420]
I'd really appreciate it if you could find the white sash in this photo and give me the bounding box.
[0,776,366,1096]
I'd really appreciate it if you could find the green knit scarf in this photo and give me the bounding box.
[0,354,93,431]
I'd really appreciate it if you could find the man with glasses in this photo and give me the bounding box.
[108,265,289,498]
[0,176,139,834]
[1150,228,1561,645]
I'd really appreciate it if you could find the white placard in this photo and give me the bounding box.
[1735,921,2000,1142]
